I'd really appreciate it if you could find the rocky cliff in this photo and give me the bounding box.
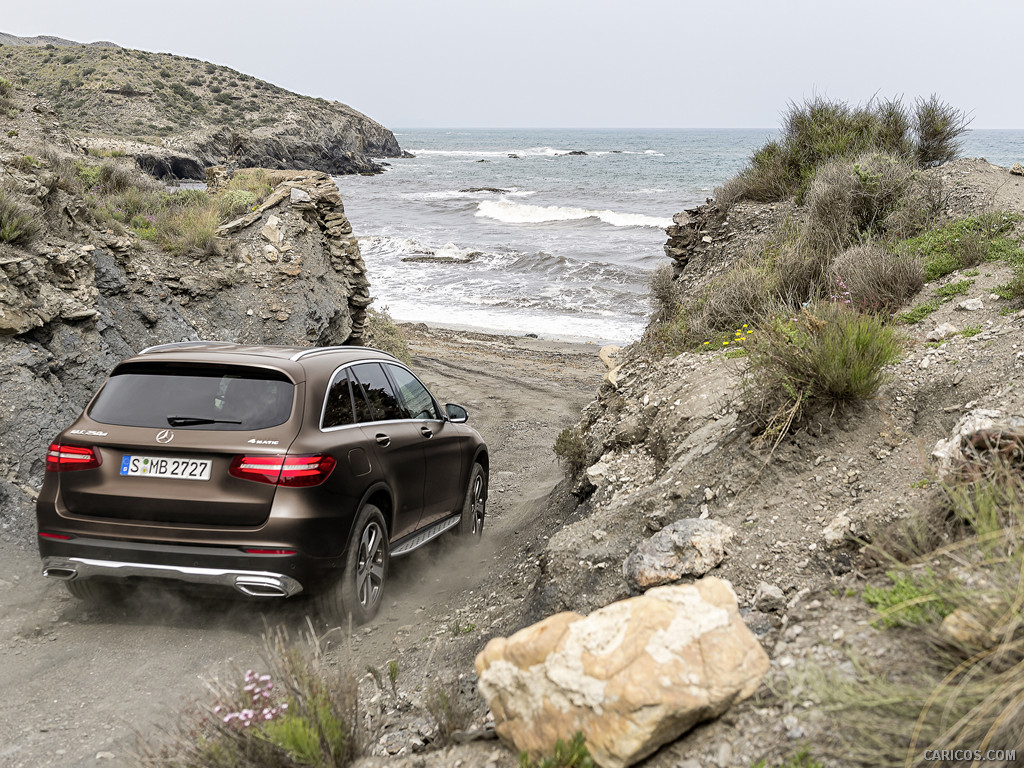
[0,33,402,178]
[0,89,371,545]
[529,157,1024,765]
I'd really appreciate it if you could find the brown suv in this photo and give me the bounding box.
[36,342,488,623]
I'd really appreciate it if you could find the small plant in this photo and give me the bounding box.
[554,426,588,476]
[960,324,982,338]
[134,624,363,767]
[386,659,399,697]
[898,299,941,324]
[744,302,902,439]
[0,190,40,245]
[862,570,954,627]
[449,618,476,636]
[935,278,974,298]
[423,678,475,746]
[519,732,595,768]
[895,212,1024,281]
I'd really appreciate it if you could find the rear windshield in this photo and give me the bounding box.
[88,363,295,431]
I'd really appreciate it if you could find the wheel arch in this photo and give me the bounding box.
[355,482,395,540]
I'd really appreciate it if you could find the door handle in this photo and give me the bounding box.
[375,433,391,447]
[420,426,433,439]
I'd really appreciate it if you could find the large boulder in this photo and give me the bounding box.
[475,577,769,768]
[623,518,733,592]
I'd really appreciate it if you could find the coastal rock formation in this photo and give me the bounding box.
[475,578,769,768]
[2,36,402,179]
[0,91,370,544]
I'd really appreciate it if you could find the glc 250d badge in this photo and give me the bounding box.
[155,430,175,444]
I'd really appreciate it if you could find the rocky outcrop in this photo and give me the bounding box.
[622,518,733,591]
[0,95,372,544]
[476,578,769,768]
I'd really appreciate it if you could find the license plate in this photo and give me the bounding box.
[120,455,212,481]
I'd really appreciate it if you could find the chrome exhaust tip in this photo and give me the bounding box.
[43,566,78,581]
[234,576,290,598]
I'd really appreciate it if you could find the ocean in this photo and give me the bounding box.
[332,129,1023,345]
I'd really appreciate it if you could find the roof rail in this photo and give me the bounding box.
[289,345,396,362]
[138,341,235,355]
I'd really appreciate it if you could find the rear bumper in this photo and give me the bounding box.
[37,535,340,598]
[42,555,303,598]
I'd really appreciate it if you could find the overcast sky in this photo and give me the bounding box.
[3,0,1022,129]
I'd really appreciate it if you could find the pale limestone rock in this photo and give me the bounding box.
[1010,163,1024,176]
[475,578,769,768]
[956,297,984,311]
[926,322,958,341]
[940,600,1019,651]
[931,409,1003,479]
[261,214,284,246]
[623,518,733,591]
[598,345,621,370]
[822,512,851,547]
[289,186,312,204]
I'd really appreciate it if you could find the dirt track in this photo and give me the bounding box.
[0,327,603,768]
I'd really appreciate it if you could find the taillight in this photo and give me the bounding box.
[46,443,102,472]
[38,532,72,540]
[229,454,336,487]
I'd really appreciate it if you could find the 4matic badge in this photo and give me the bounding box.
[247,438,280,445]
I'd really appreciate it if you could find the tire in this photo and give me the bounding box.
[316,504,389,625]
[64,579,120,603]
[457,463,487,537]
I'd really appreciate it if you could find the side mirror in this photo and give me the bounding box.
[445,403,468,423]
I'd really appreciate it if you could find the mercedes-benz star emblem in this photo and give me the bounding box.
[155,430,174,444]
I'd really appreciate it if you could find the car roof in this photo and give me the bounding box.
[118,342,399,383]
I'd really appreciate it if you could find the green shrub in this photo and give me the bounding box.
[830,244,924,313]
[800,153,935,257]
[935,278,974,298]
[914,94,972,167]
[519,732,595,768]
[554,427,589,475]
[0,190,40,245]
[640,263,689,356]
[894,212,1024,280]
[154,204,220,255]
[362,306,411,363]
[897,299,941,324]
[744,302,902,437]
[717,96,969,205]
[423,678,475,746]
[862,570,954,627]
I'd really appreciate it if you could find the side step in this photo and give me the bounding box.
[391,514,460,557]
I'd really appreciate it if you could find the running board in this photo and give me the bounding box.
[391,514,460,557]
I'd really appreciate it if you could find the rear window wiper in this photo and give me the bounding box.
[166,415,243,427]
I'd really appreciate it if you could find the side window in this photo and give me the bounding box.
[322,370,356,428]
[351,363,407,422]
[387,365,439,421]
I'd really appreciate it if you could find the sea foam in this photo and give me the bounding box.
[475,199,672,229]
